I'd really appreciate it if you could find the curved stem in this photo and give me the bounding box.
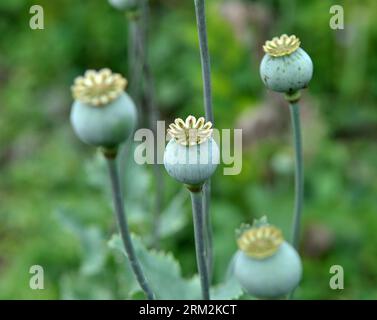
[189,189,210,300]
[106,157,155,300]
[194,0,214,281]
[288,102,304,250]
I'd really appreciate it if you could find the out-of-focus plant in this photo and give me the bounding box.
[234,217,302,299]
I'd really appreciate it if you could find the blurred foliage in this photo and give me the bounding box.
[0,0,377,299]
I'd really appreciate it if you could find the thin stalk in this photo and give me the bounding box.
[127,1,163,246]
[203,182,213,279]
[128,15,143,108]
[106,156,155,300]
[194,0,214,122]
[288,102,304,250]
[140,0,164,246]
[119,13,142,193]
[194,0,214,280]
[189,189,210,300]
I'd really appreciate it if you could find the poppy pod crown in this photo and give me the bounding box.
[237,225,284,259]
[167,115,213,146]
[71,68,127,107]
[263,34,300,57]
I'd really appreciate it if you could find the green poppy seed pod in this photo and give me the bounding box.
[260,34,313,94]
[108,0,138,11]
[70,69,137,149]
[163,116,220,187]
[234,223,302,299]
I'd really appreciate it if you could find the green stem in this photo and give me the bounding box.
[119,12,142,194]
[106,156,155,300]
[194,0,214,281]
[203,181,213,280]
[287,98,304,300]
[189,189,210,300]
[288,101,304,250]
[139,0,163,247]
[127,1,163,247]
[194,0,214,122]
[127,15,143,108]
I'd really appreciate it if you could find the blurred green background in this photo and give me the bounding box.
[1,0,377,299]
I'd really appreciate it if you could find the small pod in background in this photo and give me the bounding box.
[234,219,302,299]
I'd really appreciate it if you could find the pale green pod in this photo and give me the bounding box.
[234,222,302,299]
[234,242,302,299]
[260,34,313,94]
[70,93,137,148]
[260,48,313,93]
[164,137,219,186]
[70,69,137,149]
[108,0,138,11]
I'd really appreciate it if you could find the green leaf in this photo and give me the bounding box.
[210,275,243,300]
[109,235,243,300]
[60,273,114,300]
[109,235,201,299]
[56,209,107,276]
[210,253,243,300]
[158,190,188,238]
